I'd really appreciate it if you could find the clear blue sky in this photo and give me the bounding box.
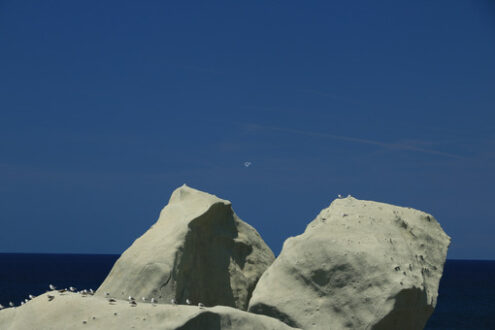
[1,1,494,259]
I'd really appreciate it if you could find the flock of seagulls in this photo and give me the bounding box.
[337,194,352,199]
[1,284,207,310]
[104,292,204,308]
[2,294,38,308]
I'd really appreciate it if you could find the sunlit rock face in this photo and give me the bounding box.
[0,187,450,330]
[96,184,275,311]
[248,196,450,330]
[0,292,301,330]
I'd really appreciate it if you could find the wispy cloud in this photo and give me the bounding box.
[246,123,466,159]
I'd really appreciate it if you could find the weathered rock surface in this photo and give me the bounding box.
[0,292,300,330]
[248,196,450,330]
[96,184,274,311]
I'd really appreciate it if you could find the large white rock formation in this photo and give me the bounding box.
[248,196,450,330]
[0,292,300,330]
[96,184,275,311]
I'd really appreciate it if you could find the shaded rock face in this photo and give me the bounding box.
[248,197,450,330]
[96,184,275,311]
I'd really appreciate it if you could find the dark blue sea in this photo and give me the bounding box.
[0,255,493,329]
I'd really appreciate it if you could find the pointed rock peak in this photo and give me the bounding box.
[168,184,230,205]
[96,185,274,311]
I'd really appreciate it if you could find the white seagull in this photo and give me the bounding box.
[141,297,146,302]
[9,302,14,307]
[186,299,191,305]
[170,298,176,304]
[0,304,4,310]
[198,302,205,308]
[49,284,56,290]
[338,194,343,198]
[28,294,35,299]
[128,296,135,301]
[151,298,156,304]
[69,287,76,292]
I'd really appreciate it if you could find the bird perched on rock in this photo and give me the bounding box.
[28,294,35,299]
[129,300,137,307]
[151,298,156,304]
[170,298,175,304]
[141,297,146,302]
[108,298,116,304]
[0,304,4,310]
[128,296,135,301]
[89,289,94,294]
[69,287,76,292]
[47,295,55,301]
[49,284,56,290]
[9,302,14,307]
[198,302,205,309]
[24,299,28,303]
[186,299,191,305]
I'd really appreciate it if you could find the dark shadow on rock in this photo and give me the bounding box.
[175,202,254,309]
[371,287,434,330]
[249,303,300,329]
[176,311,222,330]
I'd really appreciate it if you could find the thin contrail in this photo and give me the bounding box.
[247,123,466,159]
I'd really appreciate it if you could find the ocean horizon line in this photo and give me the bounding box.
[0,252,493,262]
